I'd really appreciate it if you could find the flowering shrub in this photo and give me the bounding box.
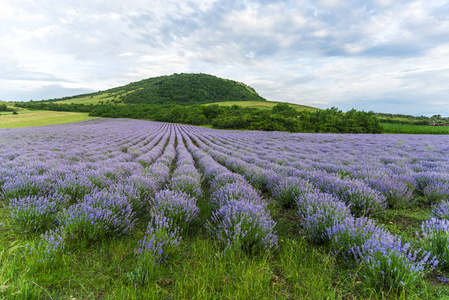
[424,181,449,204]
[296,192,350,244]
[59,190,136,243]
[54,175,93,204]
[327,216,438,293]
[431,200,449,220]
[319,176,387,217]
[169,175,202,198]
[420,218,449,270]
[209,172,246,192]
[352,233,437,293]
[210,182,262,208]
[3,174,55,200]
[207,200,277,253]
[135,215,181,267]
[326,216,385,260]
[364,175,415,208]
[152,189,199,231]
[10,194,68,232]
[271,177,316,208]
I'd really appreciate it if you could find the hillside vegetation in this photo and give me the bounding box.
[207,101,319,112]
[47,73,266,105]
[13,73,382,133]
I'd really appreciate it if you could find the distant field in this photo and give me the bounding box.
[207,101,320,112]
[52,90,138,105]
[53,93,116,104]
[0,111,96,128]
[381,123,449,134]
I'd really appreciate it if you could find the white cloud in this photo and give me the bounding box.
[0,0,448,116]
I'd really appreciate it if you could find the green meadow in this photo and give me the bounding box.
[0,111,96,128]
[207,100,320,112]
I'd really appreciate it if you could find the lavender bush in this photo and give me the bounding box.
[135,215,182,267]
[296,192,351,244]
[420,218,449,270]
[431,200,449,220]
[351,233,437,293]
[210,181,262,208]
[207,199,277,253]
[271,177,316,208]
[152,189,199,231]
[9,194,68,232]
[59,190,136,243]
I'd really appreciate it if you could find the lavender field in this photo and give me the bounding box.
[1,118,449,298]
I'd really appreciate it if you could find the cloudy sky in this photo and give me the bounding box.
[1,0,448,116]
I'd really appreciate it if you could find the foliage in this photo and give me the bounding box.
[24,73,267,105]
[381,123,449,134]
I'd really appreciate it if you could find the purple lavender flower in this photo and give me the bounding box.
[10,194,68,232]
[271,177,316,208]
[152,189,200,231]
[207,199,277,253]
[136,215,181,266]
[297,192,351,244]
[60,189,136,242]
[421,217,449,270]
[431,200,449,221]
[210,181,263,208]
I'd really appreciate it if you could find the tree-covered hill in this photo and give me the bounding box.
[44,73,267,105]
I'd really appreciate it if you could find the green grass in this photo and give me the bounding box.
[0,111,96,128]
[52,90,138,105]
[2,198,448,299]
[381,123,449,134]
[207,101,320,112]
[0,204,343,299]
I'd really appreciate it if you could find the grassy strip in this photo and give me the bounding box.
[381,123,449,134]
[207,101,320,112]
[0,111,96,129]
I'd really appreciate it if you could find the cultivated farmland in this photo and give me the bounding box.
[1,119,448,299]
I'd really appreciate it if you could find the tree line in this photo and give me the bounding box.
[15,102,382,134]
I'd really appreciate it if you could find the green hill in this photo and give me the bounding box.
[50,73,267,106]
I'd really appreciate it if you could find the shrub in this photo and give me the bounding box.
[296,192,350,245]
[135,215,181,267]
[9,194,68,233]
[152,189,199,231]
[271,177,316,208]
[207,200,277,254]
[209,172,246,192]
[424,181,449,204]
[431,200,449,221]
[420,218,449,270]
[210,182,262,208]
[352,233,437,295]
[326,216,386,261]
[169,175,202,198]
[60,190,135,243]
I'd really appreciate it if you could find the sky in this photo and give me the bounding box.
[1,0,448,116]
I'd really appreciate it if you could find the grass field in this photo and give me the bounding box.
[207,101,320,112]
[381,123,449,134]
[0,111,96,128]
[52,90,139,105]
